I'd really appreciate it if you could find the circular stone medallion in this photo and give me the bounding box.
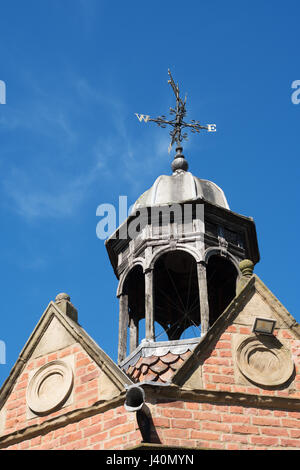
[27,360,73,415]
[236,335,294,387]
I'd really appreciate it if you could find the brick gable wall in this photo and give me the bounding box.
[198,326,300,398]
[1,343,102,437]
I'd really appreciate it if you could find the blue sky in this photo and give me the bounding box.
[0,0,299,386]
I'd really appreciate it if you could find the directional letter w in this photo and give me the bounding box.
[135,113,150,122]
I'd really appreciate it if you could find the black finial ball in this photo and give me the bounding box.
[172,157,189,172]
[171,146,189,172]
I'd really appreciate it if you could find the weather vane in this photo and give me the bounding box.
[135,69,216,172]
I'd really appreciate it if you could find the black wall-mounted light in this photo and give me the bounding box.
[252,317,276,335]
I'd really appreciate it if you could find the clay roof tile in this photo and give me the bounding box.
[160,352,181,364]
[149,360,169,375]
[158,368,175,383]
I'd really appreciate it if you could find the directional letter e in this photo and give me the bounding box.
[0,80,6,104]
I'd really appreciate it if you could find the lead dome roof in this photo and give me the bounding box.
[131,170,229,212]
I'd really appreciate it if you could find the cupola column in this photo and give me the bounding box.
[145,268,155,340]
[129,316,139,354]
[197,262,210,336]
[118,293,128,363]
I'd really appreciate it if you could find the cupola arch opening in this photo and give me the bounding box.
[153,250,200,341]
[117,247,242,363]
[120,264,145,360]
[206,254,239,326]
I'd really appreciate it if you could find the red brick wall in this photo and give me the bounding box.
[1,323,300,450]
[4,397,300,451]
[150,400,300,450]
[4,405,140,450]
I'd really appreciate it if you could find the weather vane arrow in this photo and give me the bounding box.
[135,69,216,171]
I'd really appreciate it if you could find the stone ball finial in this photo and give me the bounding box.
[55,293,71,303]
[55,293,78,323]
[239,259,254,277]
